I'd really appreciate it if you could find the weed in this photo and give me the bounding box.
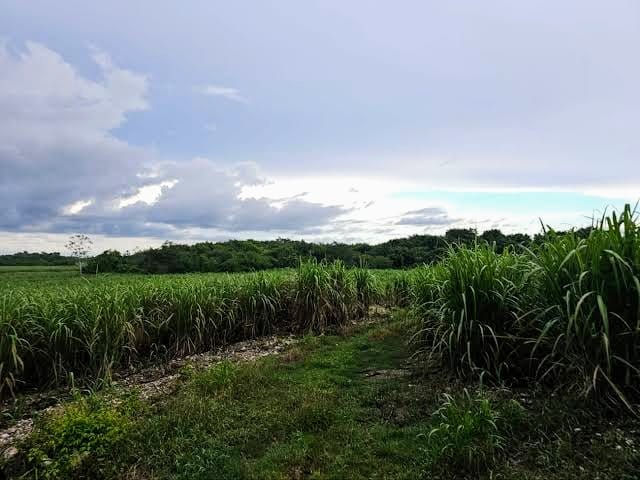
[20,392,142,478]
[421,389,518,474]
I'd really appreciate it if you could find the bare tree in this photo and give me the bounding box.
[66,234,93,274]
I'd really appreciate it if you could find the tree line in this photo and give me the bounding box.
[0,226,592,274]
[83,228,550,274]
[0,251,76,267]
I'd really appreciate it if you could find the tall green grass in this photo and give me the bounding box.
[293,259,354,331]
[413,204,640,411]
[5,205,639,411]
[529,204,640,408]
[383,270,414,308]
[0,262,392,396]
[353,266,379,318]
[414,244,530,382]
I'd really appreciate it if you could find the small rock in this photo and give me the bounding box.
[2,446,19,460]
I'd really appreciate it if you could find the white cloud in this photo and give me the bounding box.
[198,84,247,103]
[1,37,629,252]
[118,180,178,208]
[0,41,346,243]
[0,42,148,137]
[583,187,640,201]
[62,199,94,215]
[0,41,153,230]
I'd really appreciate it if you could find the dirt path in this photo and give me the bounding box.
[0,332,300,460]
[1,308,388,463]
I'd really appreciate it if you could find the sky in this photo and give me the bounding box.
[1,1,639,254]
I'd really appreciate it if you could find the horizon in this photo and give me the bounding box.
[2,1,639,256]
[0,216,608,257]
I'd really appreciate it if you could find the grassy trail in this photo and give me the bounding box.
[4,312,639,479]
[128,315,436,479]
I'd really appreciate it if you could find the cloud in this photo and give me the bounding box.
[0,41,152,231]
[118,181,178,208]
[396,207,460,226]
[198,84,247,103]
[3,29,628,253]
[0,42,148,135]
[45,158,347,237]
[140,158,346,233]
[62,199,94,215]
[227,198,347,232]
[0,43,345,242]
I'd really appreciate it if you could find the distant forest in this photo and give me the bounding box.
[0,251,76,267]
[1,227,593,273]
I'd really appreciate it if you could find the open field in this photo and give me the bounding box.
[1,268,289,290]
[0,266,78,285]
[0,266,76,273]
[1,206,640,478]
